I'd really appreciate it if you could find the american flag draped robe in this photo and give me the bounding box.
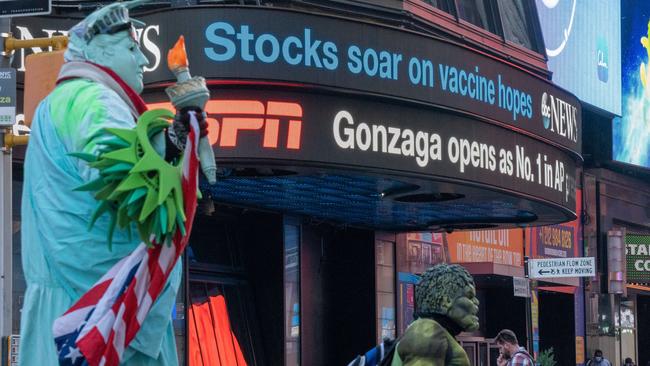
[52,113,201,366]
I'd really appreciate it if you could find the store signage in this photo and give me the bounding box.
[528,257,595,279]
[148,89,578,213]
[12,6,582,154]
[0,69,16,126]
[513,277,530,298]
[0,0,50,18]
[446,229,524,267]
[625,234,650,283]
[534,225,575,258]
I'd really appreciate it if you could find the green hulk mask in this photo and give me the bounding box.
[415,263,479,331]
[393,264,479,366]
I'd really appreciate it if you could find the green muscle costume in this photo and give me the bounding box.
[392,264,479,366]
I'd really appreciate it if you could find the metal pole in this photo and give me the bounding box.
[524,256,533,352]
[0,16,13,339]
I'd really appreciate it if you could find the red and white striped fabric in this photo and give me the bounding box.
[52,113,201,366]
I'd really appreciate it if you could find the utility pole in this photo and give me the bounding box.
[0,4,56,364]
[0,23,65,357]
[0,15,13,340]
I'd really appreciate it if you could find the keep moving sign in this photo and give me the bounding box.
[528,257,595,279]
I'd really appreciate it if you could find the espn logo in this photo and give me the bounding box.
[148,100,303,149]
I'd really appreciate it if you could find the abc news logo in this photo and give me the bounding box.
[149,99,303,150]
[541,92,578,144]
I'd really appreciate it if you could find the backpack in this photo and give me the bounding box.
[347,338,398,366]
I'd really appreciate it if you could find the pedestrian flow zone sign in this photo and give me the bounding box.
[528,257,595,279]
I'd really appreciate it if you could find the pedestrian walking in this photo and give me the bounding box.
[585,350,612,366]
[494,329,534,366]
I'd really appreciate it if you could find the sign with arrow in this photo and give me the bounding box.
[528,257,595,279]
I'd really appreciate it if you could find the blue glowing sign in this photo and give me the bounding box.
[615,1,650,168]
[535,0,621,115]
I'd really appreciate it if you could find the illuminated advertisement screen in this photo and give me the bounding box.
[13,6,582,155]
[535,0,621,115]
[148,88,578,215]
[615,1,650,168]
[626,234,650,284]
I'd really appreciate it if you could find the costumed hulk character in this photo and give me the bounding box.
[19,1,207,365]
[392,263,479,366]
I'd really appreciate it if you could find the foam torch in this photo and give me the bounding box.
[165,36,217,184]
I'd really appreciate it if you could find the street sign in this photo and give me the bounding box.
[0,0,51,18]
[513,276,530,298]
[0,68,14,126]
[528,257,596,279]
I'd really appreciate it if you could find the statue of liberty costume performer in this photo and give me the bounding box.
[19,2,206,364]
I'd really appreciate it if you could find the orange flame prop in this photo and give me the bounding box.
[167,35,188,71]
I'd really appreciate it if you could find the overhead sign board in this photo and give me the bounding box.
[0,68,16,126]
[148,88,578,218]
[626,234,650,284]
[12,6,582,155]
[0,0,51,18]
[528,257,595,279]
[513,277,530,298]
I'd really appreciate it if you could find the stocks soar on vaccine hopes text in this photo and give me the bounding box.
[204,22,534,123]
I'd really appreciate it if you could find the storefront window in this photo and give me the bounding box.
[397,238,445,275]
[376,240,396,343]
[418,0,542,54]
[284,219,300,366]
[497,0,535,50]
[620,299,636,361]
[423,0,453,13]
[395,233,446,334]
[456,0,495,33]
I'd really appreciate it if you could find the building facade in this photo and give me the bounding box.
[8,1,586,365]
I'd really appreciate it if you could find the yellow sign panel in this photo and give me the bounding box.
[575,336,585,364]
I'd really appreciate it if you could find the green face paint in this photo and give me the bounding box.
[85,33,149,93]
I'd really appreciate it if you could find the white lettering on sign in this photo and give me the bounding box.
[634,260,650,271]
[333,110,443,168]
[627,243,650,256]
[13,24,162,73]
[528,257,595,279]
